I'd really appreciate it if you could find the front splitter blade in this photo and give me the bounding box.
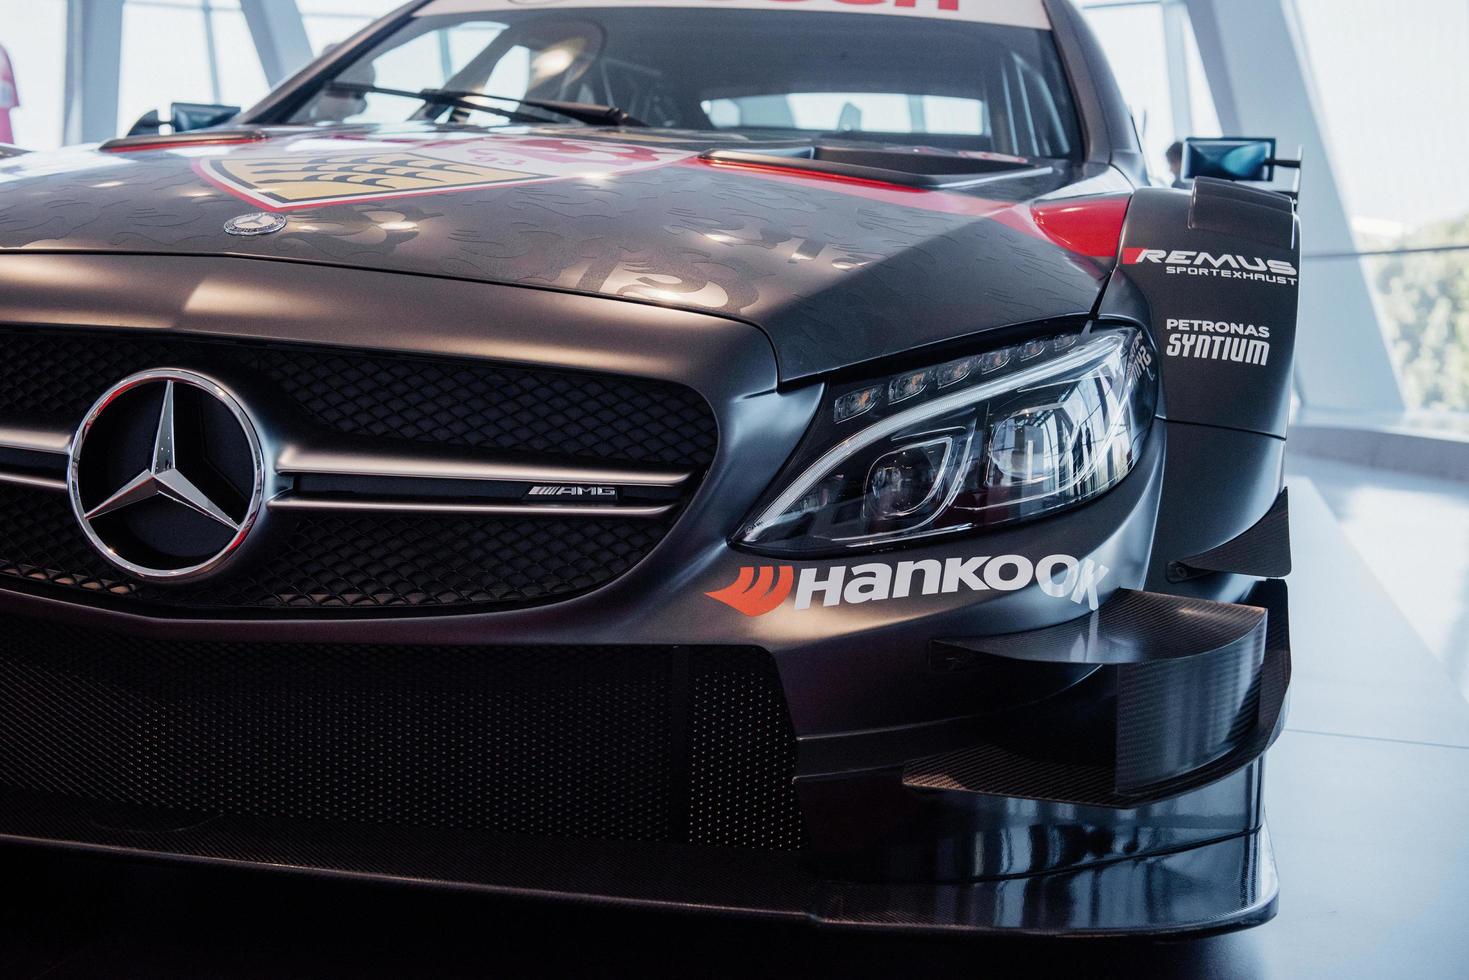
[0,786,1276,938]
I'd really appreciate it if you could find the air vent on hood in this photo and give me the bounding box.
[701,146,1052,190]
[99,130,270,153]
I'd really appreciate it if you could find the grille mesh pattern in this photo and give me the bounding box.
[0,330,716,612]
[0,618,805,849]
[689,656,810,849]
[0,485,674,610]
[0,331,717,467]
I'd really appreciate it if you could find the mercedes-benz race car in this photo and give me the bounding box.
[0,0,1296,937]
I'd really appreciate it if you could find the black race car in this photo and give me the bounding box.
[0,0,1295,936]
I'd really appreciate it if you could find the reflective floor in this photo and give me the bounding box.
[1,473,1467,978]
[1289,452,1469,697]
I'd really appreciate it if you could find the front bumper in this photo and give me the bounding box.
[0,579,1289,937]
[0,254,1289,936]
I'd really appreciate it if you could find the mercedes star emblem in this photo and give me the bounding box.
[224,212,287,236]
[68,369,266,583]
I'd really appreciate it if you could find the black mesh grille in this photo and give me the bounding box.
[0,330,717,467]
[690,655,810,849]
[0,484,676,611]
[0,330,717,613]
[0,617,805,850]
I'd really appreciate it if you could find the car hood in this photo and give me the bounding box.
[0,124,1131,380]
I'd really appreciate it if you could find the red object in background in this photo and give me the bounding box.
[0,43,18,144]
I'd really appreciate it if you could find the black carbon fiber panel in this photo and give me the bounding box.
[907,584,1290,806]
[0,784,1279,935]
[902,646,1286,806]
[0,484,676,611]
[0,330,718,467]
[0,780,1280,936]
[1115,643,1263,792]
[1187,177,1296,248]
[0,618,804,849]
[813,826,1277,935]
[939,588,1267,665]
[1171,489,1292,582]
[0,787,818,918]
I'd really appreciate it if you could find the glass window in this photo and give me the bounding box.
[1081,0,1218,181]
[703,94,985,138]
[116,1,267,135]
[1292,0,1469,413]
[207,7,269,111]
[1293,0,1469,250]
[301,0,403,57]
[0,0,66,149]
[118,1,215,133]
[286,7,1082,158]
[1365,249,1469,414]
[1083,2,1170,168]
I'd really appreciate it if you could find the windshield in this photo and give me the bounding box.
[286,2,1082,159]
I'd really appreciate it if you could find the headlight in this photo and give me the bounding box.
[738,326,1157,556]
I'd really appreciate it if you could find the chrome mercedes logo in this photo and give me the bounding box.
[224,212,287,236]
[68,369,266,583]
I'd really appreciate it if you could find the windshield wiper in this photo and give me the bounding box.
[325,82,646,128]
[432,88,648,128]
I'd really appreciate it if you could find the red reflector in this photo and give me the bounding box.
[697,157,925,193]
[1030,195,1131,259]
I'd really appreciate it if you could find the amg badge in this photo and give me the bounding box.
[526,485,618,499]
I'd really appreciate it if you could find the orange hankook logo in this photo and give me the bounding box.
[705,566,795,617]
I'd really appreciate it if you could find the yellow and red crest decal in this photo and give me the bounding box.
[196,134,694,210]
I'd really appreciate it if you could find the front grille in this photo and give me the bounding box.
[0,330,718,613]
[0,485,676,610]
[0,617,806,850]
[0,331,718,468]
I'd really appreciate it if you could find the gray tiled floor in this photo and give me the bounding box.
[1288,453,1469,696]
[1207,478,1469,979]
[0,476,1465,978]
[1258,732,1469,979]
[1275,475,1469,748]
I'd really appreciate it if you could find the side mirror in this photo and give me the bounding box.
[1182,137,1277,182]
[126,102,240,138]
[126,109,164,138]
[171,101,240,133]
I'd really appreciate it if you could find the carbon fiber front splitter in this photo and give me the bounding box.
[0,577,1288,937]
[0,786,1276,937]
